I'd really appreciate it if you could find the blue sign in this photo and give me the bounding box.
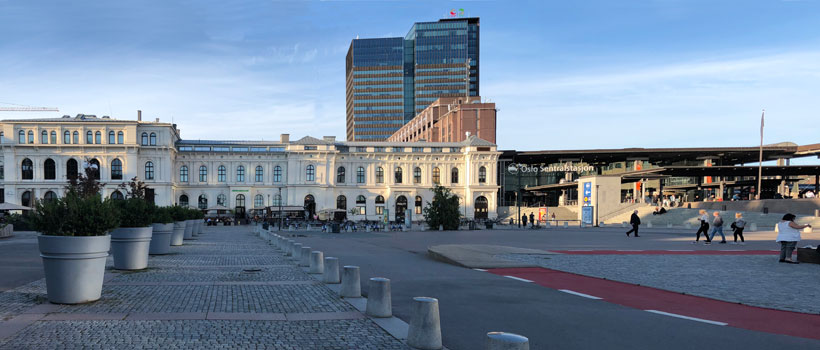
[583,182,592,205]
[582,206,594,225]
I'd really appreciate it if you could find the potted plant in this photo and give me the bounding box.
[170,205,187,246]
[150,206,174,255]
[30,164,118,304]
[110,196,154,270]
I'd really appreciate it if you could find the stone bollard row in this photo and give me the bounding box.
[309,251,324,274]
[365,277,391,317]
[486,332,530,350]
[341,266,361,298]
[299,247,312,267]
[407,297,442,350]
[323,257,340,284]
[293,243,303,261]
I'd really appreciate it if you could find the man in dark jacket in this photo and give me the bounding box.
[521,214,528,228]
[626,210,641,237]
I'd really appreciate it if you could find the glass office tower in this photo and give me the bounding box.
[346,18,479,141]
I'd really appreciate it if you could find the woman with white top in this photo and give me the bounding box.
[693,210,711,244]
[775,213,812,264]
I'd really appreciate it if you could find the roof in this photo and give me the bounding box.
[177,140,285,146]
[291,136,331,145]
[340,135,496,148]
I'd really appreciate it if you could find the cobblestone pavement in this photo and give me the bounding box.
[503,253,820,314]
[0,226,410,349]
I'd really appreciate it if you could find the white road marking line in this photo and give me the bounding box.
[558,289,602,300]
[645,310,728,326]
[616,250,643,252]
[503,276,534,283]
[667,250,694,251]
[473,268,487,272]
[567,249,593,251]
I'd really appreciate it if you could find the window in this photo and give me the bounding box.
[117,131,124,144]
[236,194,245,207]
[111,191,124,200]
[412,147,423,153]
[217,194,227,206]
[432,167,440,184]
[108,131,115,144]
[236,165,245,182]
[180,165,189,182]
[64,131,70,144]
[198,195,207,210]
[306,165,315,181]
[179,195,189,207]
[86,131,92,144]
[375,195,385,215]
[336,195,347,210]
[18,130,24,144]
[149,132,157,146]
[87,159,100,180]
[95,131,101,144]
[357,166,365,183]
[374,147,385,152]
[145,161,154,180]
[67,159,78,179]
[304,146,317,150]
[273,166,282,182]
[73,131,79,144]
[27,130,33,144]
[44,159,55,180]
[478,166,487,183]
[450,147,461,153]
[394,167,403,184]
[356,195,366,215]
[413,167,422,184]
[41,130,47,144]
[273,194,282,207]
[141,132,148,145]
[451,168,459,184]
[217,165,226,182]
[337,166,346,183]
[255,166,263,182]
[254,194,264,208]
[111,159,123,180]
[199,165,207,182]
[44,191,57,202]
[0,164,3,180]
[50,131,56,144]
[415,196,423,214]
[21,158,33,180]
[21,191,32,207]
[376,167,384,183]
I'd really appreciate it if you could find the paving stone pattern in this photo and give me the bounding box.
[107,266,314,283]
[504,253,820,314]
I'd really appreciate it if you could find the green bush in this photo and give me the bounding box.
[422,185,462,230]
[113,198,154,228]
[30,191,119,236]
[152,206,174,224]
[169,205,187,222]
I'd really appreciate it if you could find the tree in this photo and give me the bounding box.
[119,177,148,199]
[66,160,105,199]
[422,185,461,230]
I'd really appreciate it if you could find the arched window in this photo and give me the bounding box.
[356,195,366,204]
[415,196,423,214]
[198,195,208,210]
[111,191,124,200]
[108,131,115,144]
[413,167,422,184]
[236,165,245,182]
[86,131,93,144]
[306,165,315,181]
[88,159,100,180]
[254,194,264,208]
[44,191,57,202]
[217,194,227,206]
[179,195,189,207]
[475,196,489,219]
[236,194,246,208]
[27,130,33,144]
[41,130,48,144]
[95,131,101,144]
[18,130,25,144]
[44,159,56,180]
[64,131,70,144]
[145,161,154,180]
[199,165,207,182]
[337,166,346,183]
[451,168,459,184]
[304,195,315,217]
[394,167,403,184]
[273,165,282,182]
[375,195,385,204]
[21,158,33,180]
[141,132,148,145]
[357,166,365,183]
[217,165,226,182]
[21,191,32,207]
[396,196,408,222]
[375,195,385,215]
[336,195,347,210]
[273,194,282,207]
[72,131,79,144]
[432,167,440,184]
[66,159,78,179]
[355,195,366,215]
[50,131,56,144]
[149,132,157,146]
[376,167,384,183]
[117,131,124,144]
[478,166,487,183]
[111,159,123,180]
[180,165,189,182]
[255,166,263,182]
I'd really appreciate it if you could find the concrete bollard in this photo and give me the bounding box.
[293,243,303,261]
[309,251,324,274]
[341,266,362,297]
[750,223,758,232]
[365,277,392,317]
[622,222,628,228]
[299,247,312,267]
[544,222,551,229]
[439,224,443,231]
[667,223,673,228]
[285,240,294,256]
[563,222,568,229]
[323,257,340,284]
[407,297,442,350]
[647,221,653,228]
[486,332,530,350]
[685,222,692,230]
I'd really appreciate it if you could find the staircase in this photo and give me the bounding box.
[604,207,820,230]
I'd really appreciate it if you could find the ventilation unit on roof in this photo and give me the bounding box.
[62,115,71,118]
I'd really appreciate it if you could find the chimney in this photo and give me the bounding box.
[323,136,336,143]
[137,110,142,121]
[280,134,290,143]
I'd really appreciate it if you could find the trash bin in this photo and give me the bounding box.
[331,223,341,233]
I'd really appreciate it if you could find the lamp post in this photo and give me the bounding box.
[278,187,283,231]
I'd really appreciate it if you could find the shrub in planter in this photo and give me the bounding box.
[169,205,187,246]
[30,189,118,304]
[150,206,174,255]
[110,198,154,270]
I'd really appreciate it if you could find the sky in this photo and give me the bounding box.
[1,0,819,158]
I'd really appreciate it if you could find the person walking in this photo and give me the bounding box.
[625,210,641,237]
[731,213,746,244]
[529,213,535,228]
[694,210,711,244]
[776,213,812,264]
[708,211,726,243]
[521,214,527,228]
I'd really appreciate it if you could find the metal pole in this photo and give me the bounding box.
[278,187,283,231]
[517,166,521,228]
[756,109,764,200]
[595,185,599,227]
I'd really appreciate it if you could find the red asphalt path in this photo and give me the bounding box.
[550,250,786,255]
[489,267,820,340]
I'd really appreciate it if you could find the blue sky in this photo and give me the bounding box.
[1,0,819,156]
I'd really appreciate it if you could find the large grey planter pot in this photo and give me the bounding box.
[110,227,153,270]
[171,221,185,246]
[38,234,110,304]
[183,220,194,239]
[149,223,174,255]
[192,220,201,236]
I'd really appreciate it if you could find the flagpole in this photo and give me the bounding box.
[756,109,764,200]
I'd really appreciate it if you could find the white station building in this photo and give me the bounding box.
[0,115,500,223]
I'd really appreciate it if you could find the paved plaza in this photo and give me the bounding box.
[0,226,410,350]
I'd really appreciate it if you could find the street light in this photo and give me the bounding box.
[278,187,283,231]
